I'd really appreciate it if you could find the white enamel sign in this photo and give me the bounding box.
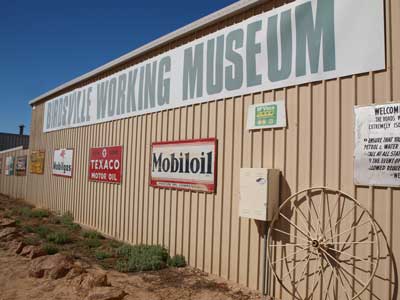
[43,0,385,133]
[354,103,400,187]
[53,148,74,178]
[150,138,217,192]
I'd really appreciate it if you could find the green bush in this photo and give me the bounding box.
[55,212,81,230]
[23,236,40,246]
[31,209,50,218]
[42,244,59,255]
[83,230,103,240]
[116,244,169,272]
[95,250,112,260]
[34,225,52,239]
[46,231,71,244]
[168,255,186,268]
[109,240,123,249]
[84,238,102,249]
[22,225,35,233]
[14,207,32,217]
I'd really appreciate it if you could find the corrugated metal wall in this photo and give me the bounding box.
[26,0,399,298]
[0,148,28,199]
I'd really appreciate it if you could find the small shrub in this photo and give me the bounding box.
[83,230,103,240]
[34,225,52,239]
[17,207,33,217]
[22,225,35,233]
[109,240,123,249]
[42,244,58,255]
[168,255,186,268]
[115,244,169,272]
[14,219,21,226]
[23,236,40,245]
[59,212,81,230]
[46,231,71,244]
[31,209,50,218]
[95,250,112,260]
[84,238,102,249]
[48,215,61,224]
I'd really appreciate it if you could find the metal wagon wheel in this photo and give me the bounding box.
[267,187,380,300]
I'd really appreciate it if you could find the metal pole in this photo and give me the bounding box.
[262,221,269,296]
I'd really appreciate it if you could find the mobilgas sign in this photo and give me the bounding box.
[150,138,217,192]
[43,0,385,133]
[53,149,74,177]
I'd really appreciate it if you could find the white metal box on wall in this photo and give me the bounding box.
[239,168,280,221]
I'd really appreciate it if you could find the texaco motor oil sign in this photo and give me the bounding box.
[89,146,123,183]
[150,138,217,192]
[354,103,400,187]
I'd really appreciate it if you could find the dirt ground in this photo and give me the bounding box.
[0,195,267,300]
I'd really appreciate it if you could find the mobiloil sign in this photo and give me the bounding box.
[43,0,385,132]
[150,138,217,192]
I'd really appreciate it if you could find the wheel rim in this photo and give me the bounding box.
[267,187,380,300]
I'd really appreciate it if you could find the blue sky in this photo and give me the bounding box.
[0,0,236,134]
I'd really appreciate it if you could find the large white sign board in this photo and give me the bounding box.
[354,103,400,187]
[43,0,385,133]
[53,149,74,178]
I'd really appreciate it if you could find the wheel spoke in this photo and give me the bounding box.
[319,247,368,288]
[327,247,375,267]
[269,243,310,247]
[323,265,335,300]
[324,204,357,238]
[281,252,312,281]
[325,192,336,241]
[329,241,376,246]
[294,205,318,237]
[309,252,323,300]
[307,192,324,238]
[271,246,311,265]
[321,251,352,300]
[272,228,310,243]
[329,220,371,241]
[279,213,313,241]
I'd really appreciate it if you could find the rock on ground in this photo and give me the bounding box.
[29,253,74,279]
[0,227,18,240]
[0,218,16,228]
[85,287,127,300]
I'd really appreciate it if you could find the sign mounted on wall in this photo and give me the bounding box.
[30,151,45,175]
[42,0,385,133]
[150,138,217,192]
[53,149,74,177]
[354,103,400,187]
[15,155,27,176]
[247,100,286,130]
[89,146,123,183]
[5,156,15,176]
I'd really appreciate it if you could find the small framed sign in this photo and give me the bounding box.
[30,150,45,175]
[5,156,15,176]
[150,138,217,193]
[15,155,27,176]
[247,100,287,130]
[52,149,74,178]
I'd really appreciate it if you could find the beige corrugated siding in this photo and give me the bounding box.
[25,0,399,298]
[0,148,28,199]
